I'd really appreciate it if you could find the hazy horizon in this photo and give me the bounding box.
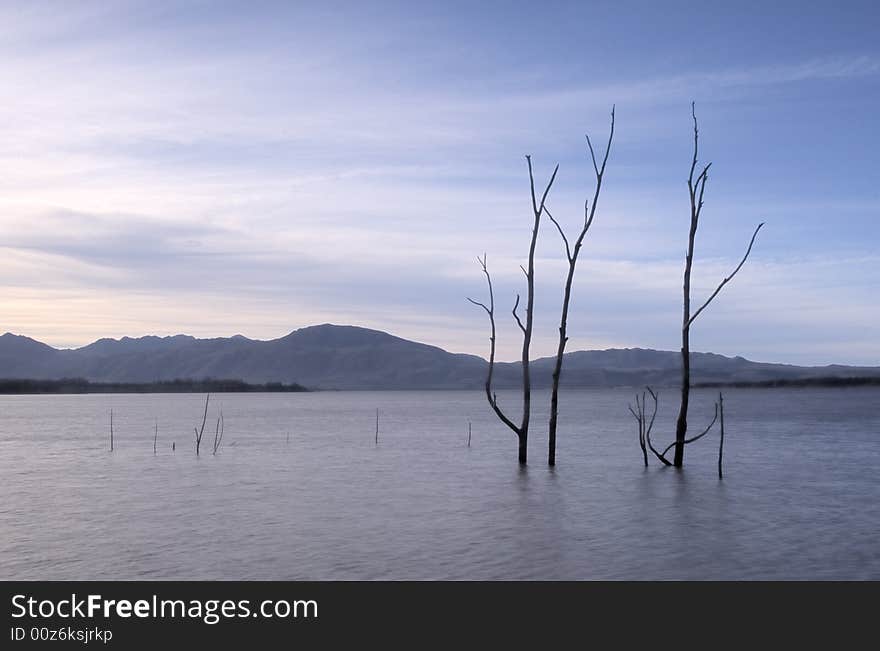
[1,1,878,366]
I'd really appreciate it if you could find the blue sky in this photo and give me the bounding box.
[0,0,878,365]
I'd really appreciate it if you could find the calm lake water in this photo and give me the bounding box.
[1,387,878,580]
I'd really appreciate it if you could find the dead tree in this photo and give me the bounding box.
[673,103,763,467]
[628,387,657,467]
[468,158,558,465]
[109,408,114,452]
[629,386,675,466]
[636,385,720,467]
[193,393,210,456]
[546,107,615,466]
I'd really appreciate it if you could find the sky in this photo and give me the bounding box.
[0,0,878,365]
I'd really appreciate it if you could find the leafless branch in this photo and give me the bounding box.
[467,255,520,436]
[545,206,572,262]
[512,293,526,333]
[466,297,490,314]
[687,222,764,328]
[662,402,718,459]
[640,387,671,466]
[527,155,559,218]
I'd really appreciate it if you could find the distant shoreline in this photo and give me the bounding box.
[0,378,309,395]
[694,376,880,389]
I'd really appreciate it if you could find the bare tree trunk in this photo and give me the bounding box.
[673,330,690,467]
[546,107,614,466]
[674,103,762,468]
[468,159,557,465]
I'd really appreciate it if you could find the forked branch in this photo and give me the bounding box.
[467,255,520,435]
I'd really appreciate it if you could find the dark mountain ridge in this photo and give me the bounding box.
[0,325,877,390]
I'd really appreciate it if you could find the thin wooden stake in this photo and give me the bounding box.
[468,421,472,447]
[375,408,379,445]
[194,393,210,456]
[153,418,158,455]
[109,408,114,452]
[718,392,725,480]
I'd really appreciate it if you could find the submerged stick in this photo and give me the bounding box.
[194,394,210,455]
[212,410,225,455]
[212,416,220,455]
[718,392,725,479]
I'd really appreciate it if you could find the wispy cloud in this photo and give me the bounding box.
[0,3,877,364]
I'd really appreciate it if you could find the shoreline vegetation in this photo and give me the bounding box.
[0,376,876,395]
[0,378,309,395]
[694,376,880,389]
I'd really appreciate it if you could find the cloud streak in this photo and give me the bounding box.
[0,3,878,365]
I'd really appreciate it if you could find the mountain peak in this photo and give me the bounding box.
[0,325,876,389]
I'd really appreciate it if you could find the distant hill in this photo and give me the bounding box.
[0,324,878,390]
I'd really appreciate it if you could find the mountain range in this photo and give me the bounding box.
[1,324,878,390]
